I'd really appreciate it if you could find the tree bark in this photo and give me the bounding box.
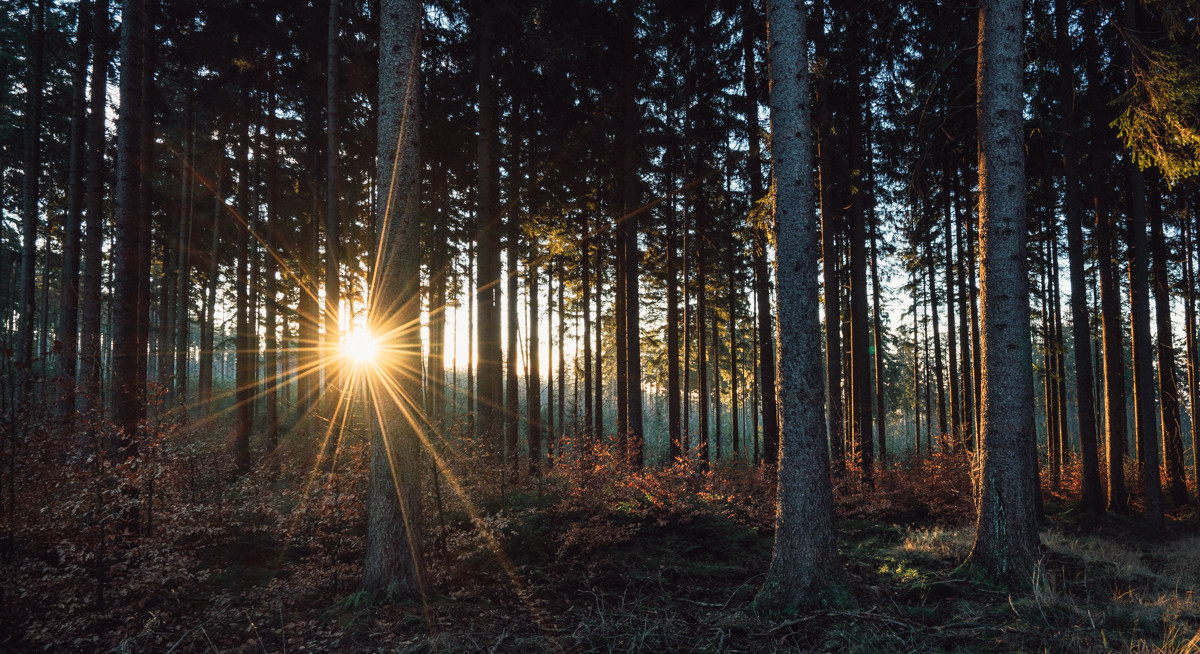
[1057,0,1103,511]
[1127,162,1163,530]
[757,0,842,610]
[363,0,427,598]
[1149,180,1186,506]
[964,0,1041,587]
[528,257,541,476]
[324,0,343,424]
[80,0,109,408]
[57,0,92,419]
[18,0,45,398]
[110,0,146,458]
[234,85,253,475]
[475,9,503,453]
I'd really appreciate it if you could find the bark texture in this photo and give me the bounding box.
[964,0,1041,587]
[756,0,841,611]
[363,0,427,599]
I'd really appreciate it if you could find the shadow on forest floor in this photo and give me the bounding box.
[3,414,1200,652]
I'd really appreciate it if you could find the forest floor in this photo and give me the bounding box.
[3,411,1200,653]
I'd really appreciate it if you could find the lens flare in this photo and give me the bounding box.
[343,328,378,365]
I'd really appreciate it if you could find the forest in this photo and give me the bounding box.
[2,0,1200,651]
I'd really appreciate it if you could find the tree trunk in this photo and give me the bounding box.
[175,91,193,411]
[757,0,842,611]
[815,0,843,479]
[528,256,541,477]
[80,0,109,408]
[1098,199,1129,512]
[199,150,221,417]
[1057,0,1103,510]
[667,163,682,461]
[1127,162,1163,530]
[1150,180,1186,506]
[264,63,279,452]
[505,213,519,481]
[1186,205,1200,499]
[965,0,1041,586]
[363,0,427,597]
[743,0,778,466]
[18,0,45,398]
[944,174,960,447]
[929,250,947,445]
[582,214,593,449]
[324,0,342,425]
[475,10,503,453]
[110,0,146,458]
[57,0,91,418]
[234,88,253,475]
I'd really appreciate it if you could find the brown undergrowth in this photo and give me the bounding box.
[3,407,1200,652]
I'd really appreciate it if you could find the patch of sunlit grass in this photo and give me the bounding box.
[896,527,974,560]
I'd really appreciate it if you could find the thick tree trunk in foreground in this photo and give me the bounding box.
[363,0,426,599]
[756,0,841,611]
[964,0,1040,587]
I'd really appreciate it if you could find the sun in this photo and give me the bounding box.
[343,328,379,365]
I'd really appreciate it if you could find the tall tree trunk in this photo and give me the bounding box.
[174,90,193,411]
[743,0,778,466]
[80,0,109,408]
[965,0,1040,585]
[263,62,279,452]
[110,0,146,458]
[545,264,554,463]
[944,175,961,446]
[620,0,643,468]
[729,241,739,458]
[234,87,253,475]
[57,0,92,418]
[18,0,45,397]
[1150,181,1186,506]
[667,164,682,460]
[1058,0,1102,510]
[815,0,843,478]
[1186,201,1200,497]
[594,250,604,440]
[847,18,873,483]
[475,11,503,452]
[558,260,566,451]
[697,236,709,467]
[528,257,541,477]
[505,214,519,481]
[1127,162,1163,530]
[757,0,841,610]
[1098,199,1129,512]
[135,19,155,427]
[929,249,947,445]
[956,176,976,450]
[324,0,343,423]
[582,214,593,449]
[199,149,222,417]
[871,205,886,464]
[1123,0,1163,528]
[363,0,427,597]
